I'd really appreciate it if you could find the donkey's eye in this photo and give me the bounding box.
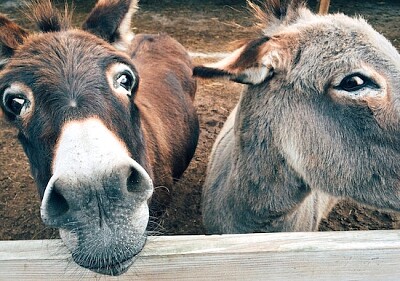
[3,92,31,116]
[108,63,138,98]
[338,74,379,92]
[115,71,135,93]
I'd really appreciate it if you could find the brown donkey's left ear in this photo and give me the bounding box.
[0,15,28,68]
[82,0,138,51]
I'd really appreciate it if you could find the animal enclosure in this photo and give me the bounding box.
[0,1,400,272]
[2,231,400,280]
[0,0,399,279]
[1,0,399,241]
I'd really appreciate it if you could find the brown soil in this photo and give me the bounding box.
[0,0,399,240]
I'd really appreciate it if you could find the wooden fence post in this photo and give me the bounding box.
[318,0,331,14]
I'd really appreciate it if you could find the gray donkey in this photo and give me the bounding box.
[194,0,400,233]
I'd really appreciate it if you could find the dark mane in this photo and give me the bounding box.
[24,0,73,32]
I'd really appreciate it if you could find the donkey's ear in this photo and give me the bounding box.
[82,0,138,50]
[193,35,296,85]
[0,15,28,68]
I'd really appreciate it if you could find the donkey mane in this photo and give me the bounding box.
[24,0,73,32]
[248,0,306,34]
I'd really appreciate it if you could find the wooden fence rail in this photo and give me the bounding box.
[1,230,400,280]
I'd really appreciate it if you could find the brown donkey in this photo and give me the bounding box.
[194,0,400,234]
[0,0,198,275]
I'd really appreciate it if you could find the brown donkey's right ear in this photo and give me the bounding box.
[82,0,138,51]
[0,14,28,68]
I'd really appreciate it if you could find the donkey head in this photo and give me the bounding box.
[0,0,153,275]
[194,0,400,212]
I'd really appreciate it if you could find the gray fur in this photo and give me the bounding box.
[195,1,400,233]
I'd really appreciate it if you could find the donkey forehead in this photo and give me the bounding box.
[0,31,138,126]
[295,14,399,61]
[2,30,137,95]
[9,31,134,79]
[274,17,398,81]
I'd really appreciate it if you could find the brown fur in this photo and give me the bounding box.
[83,0,137,48]
[25,0,72,32]
[230,36,270,70]
[130,34,199,205]
[0,0,198,276]
[0,15,28,62]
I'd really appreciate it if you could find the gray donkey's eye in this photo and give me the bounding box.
[337,73,379,92]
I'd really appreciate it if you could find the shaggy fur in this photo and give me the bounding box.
[194,0,400,233]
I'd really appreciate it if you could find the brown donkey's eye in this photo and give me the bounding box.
[3,93,31,116]
[116,71,135,94]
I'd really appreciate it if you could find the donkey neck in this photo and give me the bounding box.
[230,87,314,230]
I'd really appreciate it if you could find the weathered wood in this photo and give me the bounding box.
[318,0,331,14]
[1,231,400,280]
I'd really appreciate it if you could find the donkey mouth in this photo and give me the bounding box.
[83,256,137,276]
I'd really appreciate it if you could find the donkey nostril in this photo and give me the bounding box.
[47,186,69,218]
[126,168,142,193]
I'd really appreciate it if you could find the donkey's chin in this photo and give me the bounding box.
[86,255,136,276]
[59,229,147,276]
[72,236,147,276]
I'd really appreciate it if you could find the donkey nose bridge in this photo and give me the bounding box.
[41,118,154,227]
[52,117,152,192]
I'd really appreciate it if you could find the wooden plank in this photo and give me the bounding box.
[1,230,400,280]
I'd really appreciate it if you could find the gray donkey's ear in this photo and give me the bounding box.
[82,0,138,50]
[0,14,28,68]
[193,34,297,85]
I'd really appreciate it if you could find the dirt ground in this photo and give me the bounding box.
[0,0,400,240]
